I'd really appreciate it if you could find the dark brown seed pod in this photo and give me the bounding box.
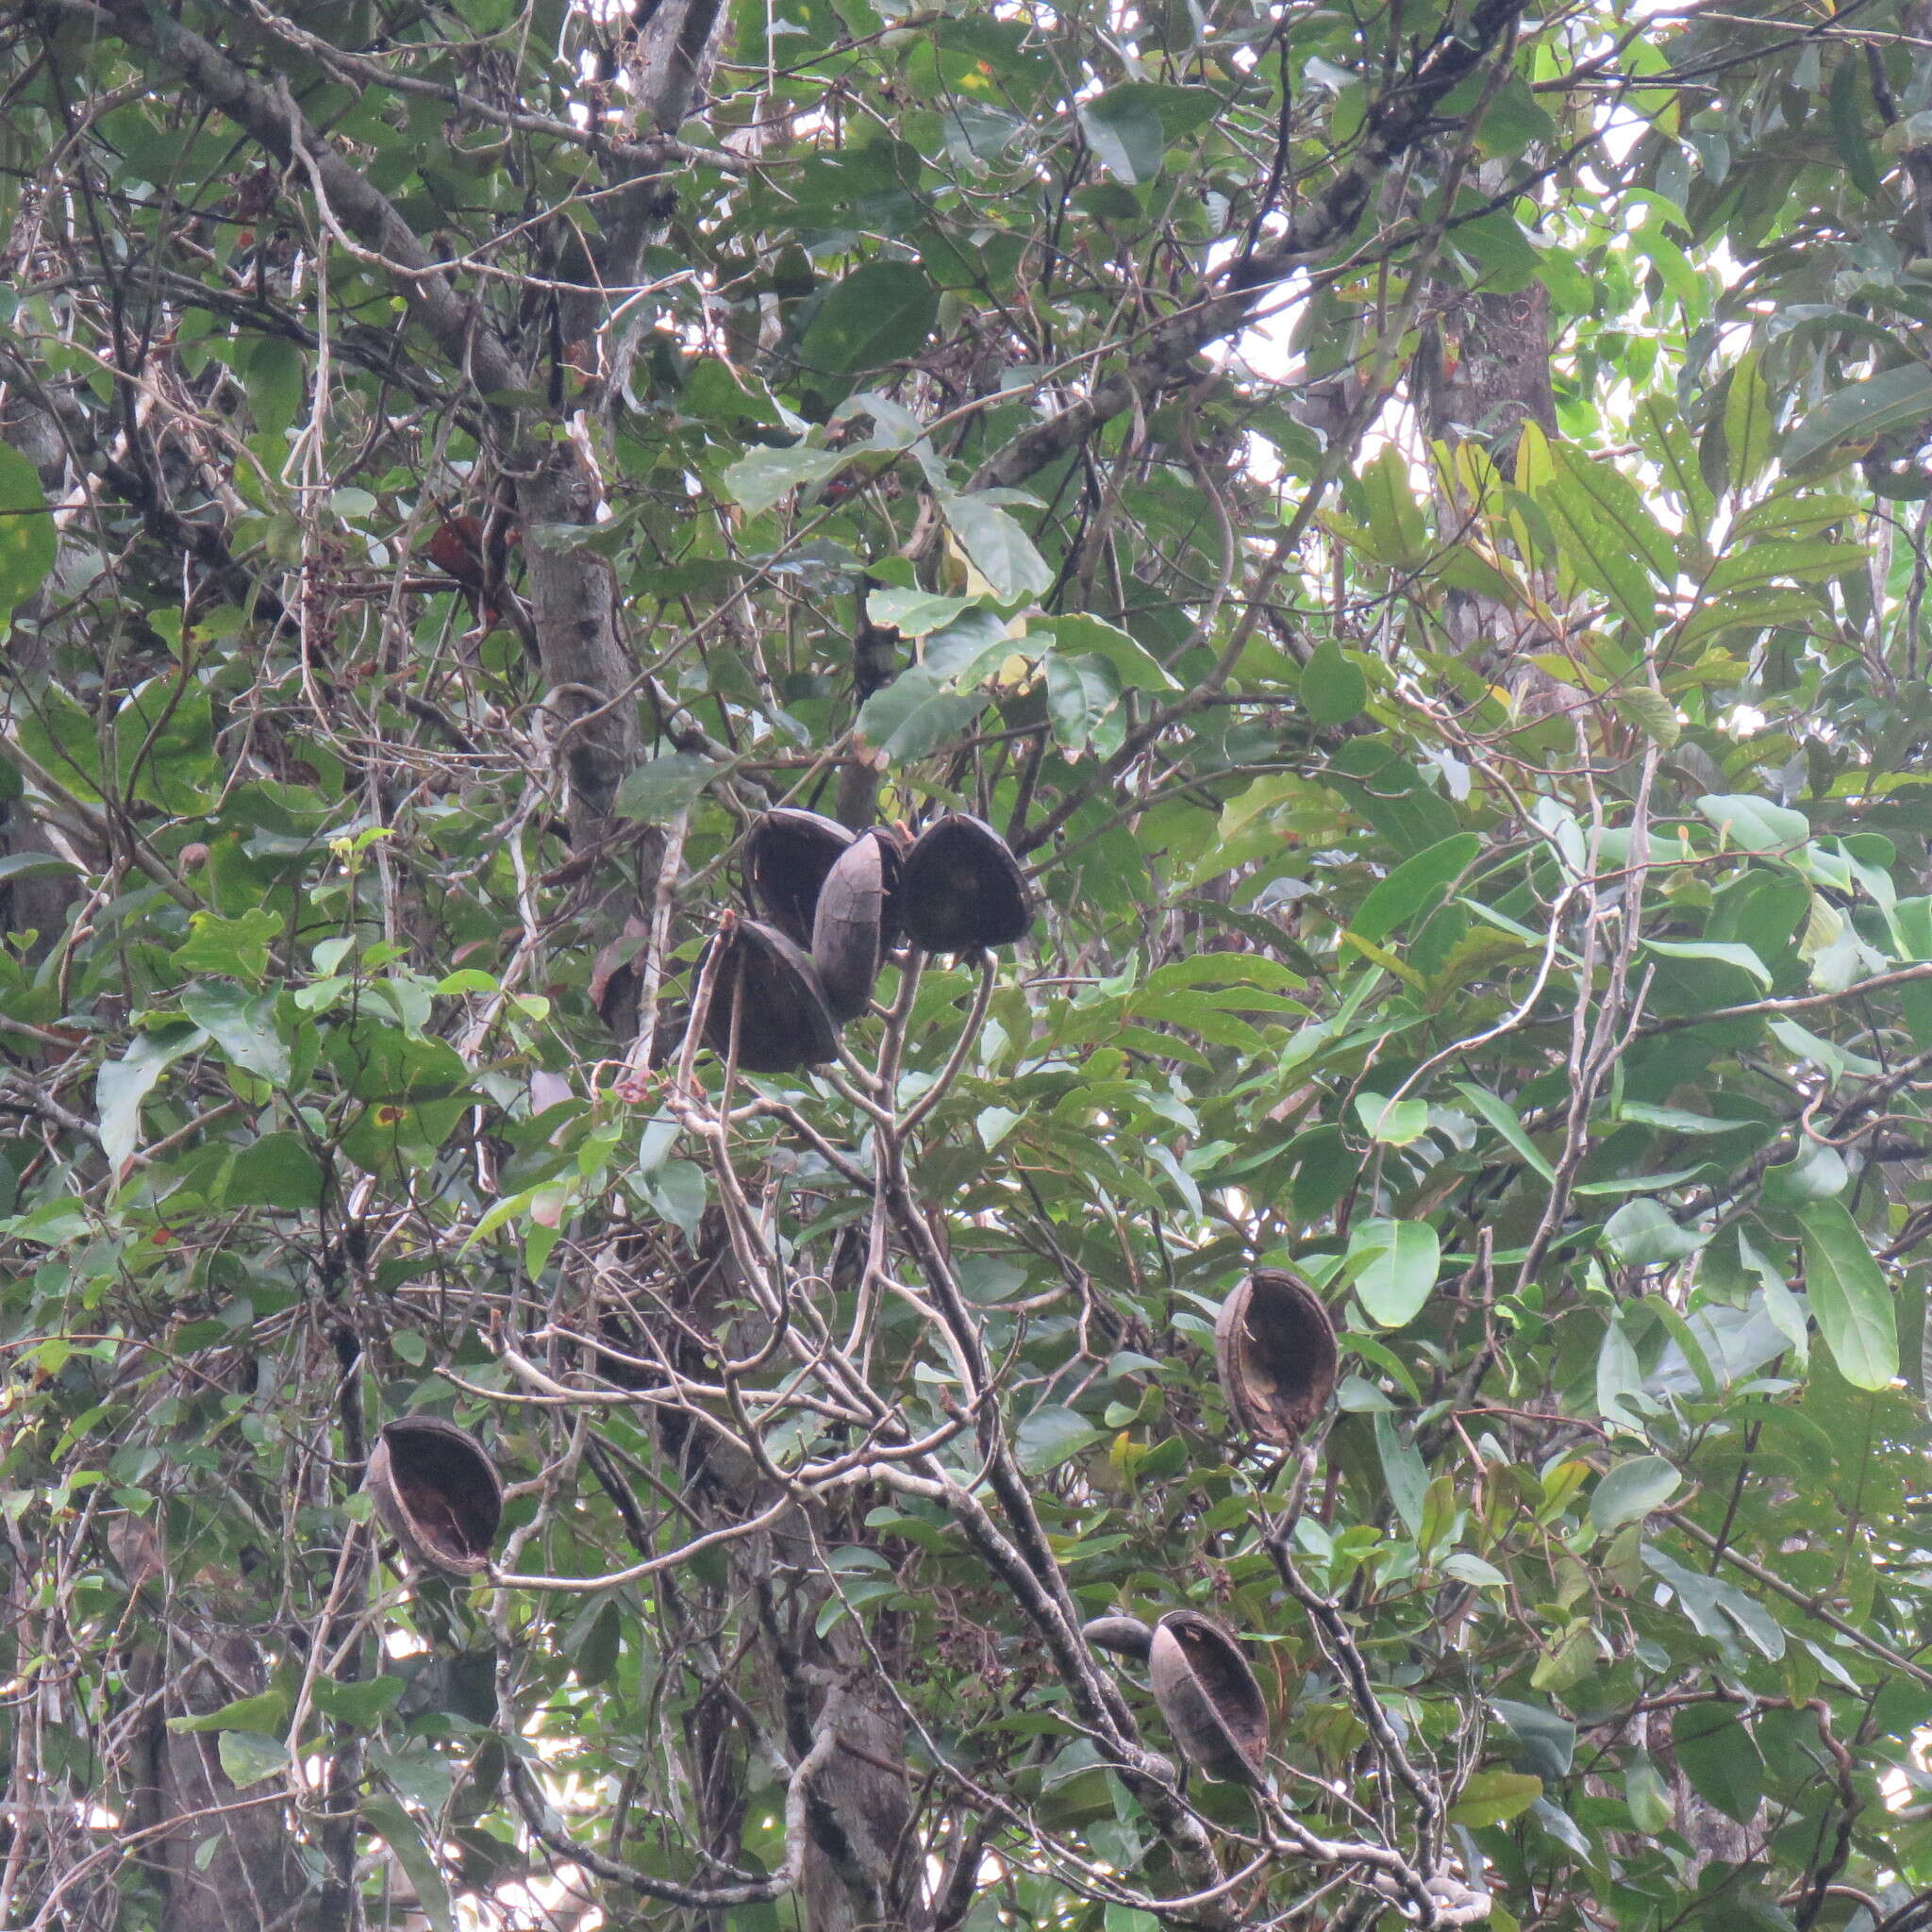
[1147,1609,1270,1786]
[1082,1614,1156,1662]
[1214,1268,1338,1446]
[745,808,856,948]
[366,1416,502,1577]
[699,918,839,1074]
[811,829,904,1021]
[897,813,1032,953]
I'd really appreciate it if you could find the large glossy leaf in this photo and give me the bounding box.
[800,261,940,375]
[941,491,1055,602]
[1785,362,1932,467]
[1349,1218,1440,1326]
[1797,1198,1896,1389]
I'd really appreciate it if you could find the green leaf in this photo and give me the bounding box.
[172,908,283,987]
[858,666,992,761]
[1596,1312,1645,1430]
[1785,361,1932,468]
[223,1132,325,1208]
[216,1730,290,1789]
[1016,1404,1103,1472]
[1299,640,1368,724]
[1374,1411,1428,1537]
[1043,652,1118,752]
[870,588,979,636]
[1104,81,1220,140]
[1674,1707,1766,1824]
[180,982,291,1084]
[615,752,718,823]
[312,1674,406,1728]
[168,1687,292,1735]
[1349,1217,1440,1326]
[1706,538,1870,595]
[1609,684,1681,748]
[1797,1198,1896,1389]
[362,1793,456,1932]
[1601,1198,1707,1267]
[1078,90,1166,183]
[1724,347,1774,489]
[1351,833,1480,944]
[1642,938,1773,988]
[1491,1699,1575,1778]
[97,1022,207,1175]
[723,444,844,516]
[1541,440,1675,628]
[243,335,306,441]
[1827,53,1881,196]
[940,492,1055,602]
[1041,613,1177,690]
[1355,1091,1429,1145]
[1590,1455,1680,1531]
[1351,444,1430,567]
[1624,1753,1674,1832]
[1441,1552,1507,1587]
[1455,1082,1557,1181]
[800,261,939,375]
[1739,1226,1807,1364]
[1446,1770,1543,1827]
[1696,791,1809,852]
[0,439,57,616]
[645,1158,708,1237]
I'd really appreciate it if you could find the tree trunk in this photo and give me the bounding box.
[125,1627,313,1932]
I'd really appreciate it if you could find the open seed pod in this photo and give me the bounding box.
[1082,1614,1156,1662]
[811,827,905,1021]
[366,1416,502,1577]
[699,917,839,1074]
[1214,1268,1338,1447]
[1148,1609,1270,1786]
[745,808,856,948]
[897,812,1032,952]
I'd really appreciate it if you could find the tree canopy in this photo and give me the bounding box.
[8,0,1932,1927]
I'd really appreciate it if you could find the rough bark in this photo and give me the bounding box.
[1413,246,1563,670]
[523,458,640,841]
[124,1626,312,1932]
[1415,284,1557,468]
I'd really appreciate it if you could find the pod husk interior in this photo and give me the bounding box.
[1147,1609,1269,1785]
[700,919,839,1074]
[745,808,855,948]
[367,1416,502,1576]
[897,813,1032,952]
[811,830,901,1021]
[1214,1268,1338,1446]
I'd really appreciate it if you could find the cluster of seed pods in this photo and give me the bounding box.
[699,808,1034,1074]
[1083,1270,1340,1789]
[360,860,1341,1790]
[360,817,1036,1574]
